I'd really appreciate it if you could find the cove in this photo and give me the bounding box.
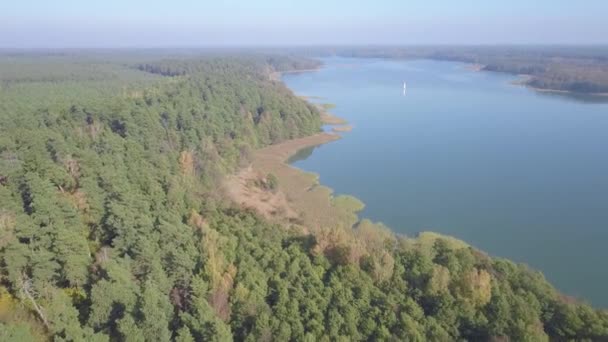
[283,57,608,307]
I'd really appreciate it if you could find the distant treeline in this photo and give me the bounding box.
[136,55,321,77]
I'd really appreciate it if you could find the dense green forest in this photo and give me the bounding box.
[293,45,608,94]
[1,51,608,341]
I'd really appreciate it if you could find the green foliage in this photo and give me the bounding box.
[0,51,606,341]
[0,322,36,342]
[332,195,365,213]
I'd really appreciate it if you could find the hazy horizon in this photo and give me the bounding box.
[2,0,608,48]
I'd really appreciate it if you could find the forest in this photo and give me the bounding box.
[1,51,608,341]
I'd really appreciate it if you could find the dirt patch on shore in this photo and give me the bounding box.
[222,165,298,221]
[222,132,366,231]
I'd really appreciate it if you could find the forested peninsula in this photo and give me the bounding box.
[1,51,607,341]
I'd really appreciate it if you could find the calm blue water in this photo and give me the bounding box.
[283,57,608,307]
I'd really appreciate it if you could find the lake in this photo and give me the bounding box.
[283,57,608,307]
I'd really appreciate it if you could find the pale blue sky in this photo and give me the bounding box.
[1,0,607,47]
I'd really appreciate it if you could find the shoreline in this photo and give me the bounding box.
[256,132,341,164]
[528,85,608,97]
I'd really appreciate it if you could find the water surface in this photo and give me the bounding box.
[283,57,608,307]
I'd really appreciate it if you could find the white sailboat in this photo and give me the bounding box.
[403,81,407,95]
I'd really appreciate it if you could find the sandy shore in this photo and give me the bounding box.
[223,133,331,223]
[223,128,370,233]
[254,132,340,163]
[332,125,353,132]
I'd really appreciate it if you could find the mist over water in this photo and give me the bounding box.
[284,57,608,307]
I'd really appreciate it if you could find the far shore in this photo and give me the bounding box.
[474,68,608,98]
[513,74,608,97]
